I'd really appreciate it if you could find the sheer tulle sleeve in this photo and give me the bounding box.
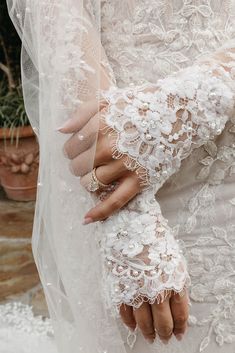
[100,41,235,311]
[6,2,132,353]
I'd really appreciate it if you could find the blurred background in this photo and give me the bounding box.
[0,1,48,318]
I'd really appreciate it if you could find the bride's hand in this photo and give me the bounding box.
[60,100,143,224]
[120,291,189,343]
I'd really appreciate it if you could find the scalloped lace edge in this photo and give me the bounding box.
[100,116,152,188]
[114,279,190,312]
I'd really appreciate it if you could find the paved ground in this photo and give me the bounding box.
[0,187,48,317]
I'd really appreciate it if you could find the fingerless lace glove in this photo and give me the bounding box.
[103,59,235,189]
[101,189,190,310]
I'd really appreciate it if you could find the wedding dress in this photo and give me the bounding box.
[99,2,235,352]
[6,1,235,353]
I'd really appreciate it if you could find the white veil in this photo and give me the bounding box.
[6,1,130,352]
[9,2,235,353]
[6,0,235,352]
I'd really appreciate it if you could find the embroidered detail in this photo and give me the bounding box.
[103,60,235,189]
[101,189,190,310]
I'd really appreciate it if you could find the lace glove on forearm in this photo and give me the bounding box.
[100,46,235,311]
[102,49,235,189]
[101,188,190,310]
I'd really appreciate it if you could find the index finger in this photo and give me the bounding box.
[84,173,141,223]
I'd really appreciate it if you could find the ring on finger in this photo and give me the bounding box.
[86,167,110,192]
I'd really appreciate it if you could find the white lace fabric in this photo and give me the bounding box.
[101,188,190,310]
[99,45,235,311]
[103,55,235,189]
[0,303,56,353]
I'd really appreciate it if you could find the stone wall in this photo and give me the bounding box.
[0,187,48,317]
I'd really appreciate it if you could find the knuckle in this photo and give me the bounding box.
[174,316,188,327]
[157,326,173,338]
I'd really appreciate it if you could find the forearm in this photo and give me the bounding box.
[102,47,235,191]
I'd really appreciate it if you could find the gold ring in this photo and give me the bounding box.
[86,168,109,192]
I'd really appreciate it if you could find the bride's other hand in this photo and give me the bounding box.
[60,103,190,346]
[60,101,143,224]
[120,291,189,344]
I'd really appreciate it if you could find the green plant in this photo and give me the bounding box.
[0,1,29,133]
[0,81,28,129]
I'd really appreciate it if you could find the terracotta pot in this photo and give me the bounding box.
[0,125,39,201]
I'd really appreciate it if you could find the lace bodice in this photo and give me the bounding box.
[100,1,235,352]
[101,0,235,86]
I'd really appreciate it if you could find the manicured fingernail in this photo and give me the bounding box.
[82,217,93,225]
[176,334,183,341]
[55,126,65,132]
[56,119,73,132]
[147,339,154,344]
